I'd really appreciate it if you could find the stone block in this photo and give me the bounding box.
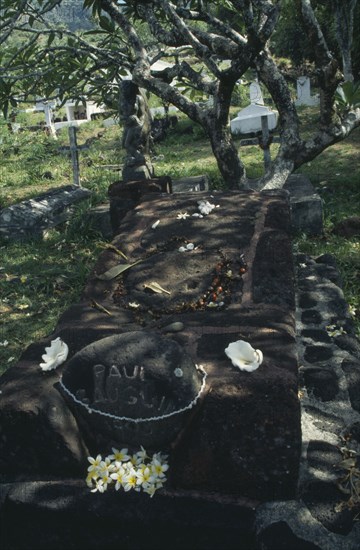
[341,359,360,412]
[1,480,256,550]
[284,174,323,235]
[108,177,172,233]
[86,203,113,239]
[172,174,209,193]
[0,344,89,477]
[0,185,91,240]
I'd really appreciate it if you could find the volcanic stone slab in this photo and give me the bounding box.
[73,190,300,500]
[0,189,300,505]
[59,331,204,449]
[1,480,256,550]
[284,174,323,235]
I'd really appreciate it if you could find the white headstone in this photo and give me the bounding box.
[297,76,311,101]
[295,76,319,106]
[43,104,57,139]
[249,82,264,105]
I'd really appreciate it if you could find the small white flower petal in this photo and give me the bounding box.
[39,337,69,371]
[151,220,160,229]
[225,340,263,372]
[186,243,195,250]
[178,246,187,252]
[128,302,140,309]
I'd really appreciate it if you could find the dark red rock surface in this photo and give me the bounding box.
[0,190,300,502]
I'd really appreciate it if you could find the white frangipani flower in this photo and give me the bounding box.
[0,340,9,347]
[178,243,195,252]
[151,220,160,229]
[108,447,130,462]
[326,325,347,338]
[39,337,69,371]
[85,448,169,497]
[123,468,139,492]
[177,212,190,220]
[110,465,127,490]
[225,340,263,372]
[349,305,357,318]
[197,200,216,215]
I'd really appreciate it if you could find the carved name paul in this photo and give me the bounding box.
[75,363,175,417]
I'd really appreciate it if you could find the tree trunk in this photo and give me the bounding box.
[333,0,357,82]
[208,127,245,188]
[202,80,246,189]
[342,48,354,82]
[258,158,295,190]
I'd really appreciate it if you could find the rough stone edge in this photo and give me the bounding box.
[255,500,360,550]
[255,253,360,549]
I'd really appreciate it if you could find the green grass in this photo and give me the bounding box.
[0,107,359,373]
[0,215,106,372]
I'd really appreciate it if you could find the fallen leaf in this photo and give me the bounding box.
[91,299,112,316]
[103,244,128,260]
[96,260,141,280]
[144,282,171,295]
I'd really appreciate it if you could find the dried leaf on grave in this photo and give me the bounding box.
[143,281,171,295]
[102,244,128,260]
[338,458,357,470]
[91,299,112,316]
[96,260,141,280]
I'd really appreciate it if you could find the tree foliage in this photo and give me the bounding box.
[0,0,359,189]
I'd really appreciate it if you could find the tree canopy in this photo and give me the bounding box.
[1,0,360,189]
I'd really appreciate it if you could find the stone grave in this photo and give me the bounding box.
[0,185,91,240]
[230,103,278,136]
[295,76,320,107]
[230,80,278,136]
[0,189,301,548]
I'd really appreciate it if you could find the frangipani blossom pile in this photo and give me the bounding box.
[86,447,169,498]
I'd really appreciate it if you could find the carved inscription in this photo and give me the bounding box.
[77,363,175,417]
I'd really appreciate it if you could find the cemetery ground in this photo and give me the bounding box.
[0,107,359,374]
[0,105,360,549]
